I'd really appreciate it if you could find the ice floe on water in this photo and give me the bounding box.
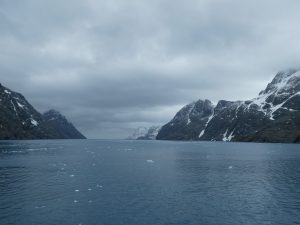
[147,160,154,163]
[1,147,57,154]
[96,184,103,188]
[1,150,23,154]
[27,147,45,152]
[86,150,95,154]
[228,166,233,169]
[75,189,80,192]
[34,205,46,209]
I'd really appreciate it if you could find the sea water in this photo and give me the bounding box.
[0,140,300,225]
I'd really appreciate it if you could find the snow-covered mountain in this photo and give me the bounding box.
[128,126,161,140]
[248,69,300,120]
[157,99,214,140]
[0,83,86,139]
[157,69,300,143]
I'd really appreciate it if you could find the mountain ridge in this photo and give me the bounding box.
[0,83,86,140]
[157,69,300,143]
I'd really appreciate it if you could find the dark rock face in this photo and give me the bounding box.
[157,69,300,143]
[156,99,214,140]
[43,110,86,139]
[0,85,86,140]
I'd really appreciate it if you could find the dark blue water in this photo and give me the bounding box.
[0,140,300,225]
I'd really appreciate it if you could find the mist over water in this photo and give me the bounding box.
[0,140,300,225]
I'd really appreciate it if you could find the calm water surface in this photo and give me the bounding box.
[0,140,300,225]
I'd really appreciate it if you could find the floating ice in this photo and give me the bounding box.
[27,148,48,152]
[35,206,46,209]
[147,160,154,163]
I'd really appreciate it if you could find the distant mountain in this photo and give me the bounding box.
[157,69,300,143]
[0,83,86,140]
[129,126,161,140]
[43,110,86,139]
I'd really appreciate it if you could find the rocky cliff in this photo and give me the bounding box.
[157,69,300,143]
[0,84,86,140]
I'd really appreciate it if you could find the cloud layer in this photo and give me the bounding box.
[1,0,300,138]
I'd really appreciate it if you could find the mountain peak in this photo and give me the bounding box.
[44,109,61,114]
[0,84,86,140]
[157,69,300,143]
[263,69,300,95]
[43,109,65,121]
[156,99,214,140]
[43,110,86,139]
[248,69,300,119]
[172,99,213,124]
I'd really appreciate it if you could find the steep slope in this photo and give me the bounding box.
[0,84,47,139]
[43,110,86,139]
[157,99,214,140]
[0,83,86,140]
[157,69,300,143]
[247,69,300,120]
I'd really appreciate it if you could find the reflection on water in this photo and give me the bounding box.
[0,140,300,225]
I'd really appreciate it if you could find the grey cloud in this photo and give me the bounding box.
[1,0,300,138]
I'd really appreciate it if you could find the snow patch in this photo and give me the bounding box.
[246,70,300,120]
[186,102,195,125]
[199,109,215,138]
[187,118,191,125]
[17,102,25,108]
[31,118,39,126]
[129,126,160,140]
[10,100,18,116]
[269,91,300,120]
[222,129,235,142]
[198,130,205,138]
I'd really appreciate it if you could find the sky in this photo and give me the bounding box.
[1,0,300,138]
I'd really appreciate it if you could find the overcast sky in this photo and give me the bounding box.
[1,0,300,138]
